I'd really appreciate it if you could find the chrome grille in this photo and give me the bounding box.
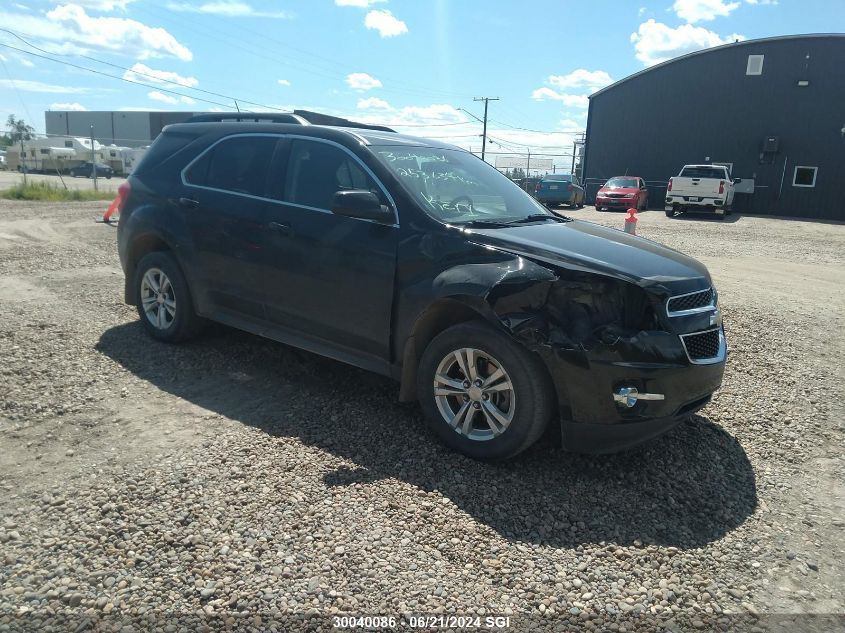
[680,329,721,361]
[667,288,714,315]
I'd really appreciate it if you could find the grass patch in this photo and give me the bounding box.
[0,180,116,202]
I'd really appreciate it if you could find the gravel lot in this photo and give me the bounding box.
[0,202,843,632]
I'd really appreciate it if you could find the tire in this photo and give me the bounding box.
[665,209,675,218]
[416,321,555,460]
[106,174,112,180]
[596,206,603,212]
[134,251,203,343]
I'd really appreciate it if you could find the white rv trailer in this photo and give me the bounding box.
[18,136,103,173]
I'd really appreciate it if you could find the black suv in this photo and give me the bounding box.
[117,113,726,460]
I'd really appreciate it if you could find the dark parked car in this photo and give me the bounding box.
[595,176,649,211]
[117,115,726,460]
[70,162,113,178]
[534,174,585,208]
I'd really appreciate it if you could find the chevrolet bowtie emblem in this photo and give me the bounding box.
[710,310,722,328]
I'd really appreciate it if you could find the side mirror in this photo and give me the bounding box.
[733,178,742,184]
[331,190,393,223]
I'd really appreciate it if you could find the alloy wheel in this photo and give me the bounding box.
[433,348,516,441]
[140,268,177,330]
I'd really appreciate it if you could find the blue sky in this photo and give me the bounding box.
[0,0,841,166]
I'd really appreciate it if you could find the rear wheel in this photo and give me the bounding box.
[417,321,554,460]
[134,251,203,343]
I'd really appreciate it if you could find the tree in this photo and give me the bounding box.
[2,115,35,146]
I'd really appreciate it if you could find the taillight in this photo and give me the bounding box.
[117,180,131,211]
[719,180,725,194]
[668,178,673,192]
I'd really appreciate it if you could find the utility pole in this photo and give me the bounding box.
[90,125,98,191]
[570,140,577,178]
[473,97,499,163]
[20,137,26,187]
[526,148,531,178]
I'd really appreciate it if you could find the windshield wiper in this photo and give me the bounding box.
[454,219,514,228]
[507,213,572,224]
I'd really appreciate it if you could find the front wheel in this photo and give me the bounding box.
[416,321,555,460]
[665,209,675,218]
[134,251,203,342]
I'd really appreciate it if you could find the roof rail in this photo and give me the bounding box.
[293,110,395,133]
[184,110,395,133]
[186,113,308,124]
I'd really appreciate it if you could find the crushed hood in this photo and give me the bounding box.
[465,219,711,293]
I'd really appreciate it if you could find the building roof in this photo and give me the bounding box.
[590,33,845,99]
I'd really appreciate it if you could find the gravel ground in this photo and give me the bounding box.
[0,202,843,632]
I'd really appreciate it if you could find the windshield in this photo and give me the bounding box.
[605,178,637,188]
[373,146,552,224]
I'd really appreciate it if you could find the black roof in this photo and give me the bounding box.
[185,109,396,133]
[167,118,464,151]
[591,33,845,98]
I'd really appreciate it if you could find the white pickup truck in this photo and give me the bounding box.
[665,164,739,218]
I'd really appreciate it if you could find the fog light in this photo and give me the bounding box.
[613,386,665,408]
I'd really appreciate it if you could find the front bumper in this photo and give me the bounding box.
[597,197,636,208]
[535,327,726,453]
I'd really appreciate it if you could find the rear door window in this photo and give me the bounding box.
[284,139,383,211]
[186,135,277,197]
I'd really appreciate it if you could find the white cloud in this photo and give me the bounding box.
[364,9,408,37]
[638,6,647,16]
[277,79,291,87]
[166,2,291,18]
[346,72,382,91]
[630,19,744,66]
[0,52,35,68]
[71,0,136,9]
[335,0,386,5]
[123,63,198,87]
[147,90,195,105]
[0,79,88,93]
[530,87,590,108]
[547,69,614,91]
[673,0,740,23]
[50,102,88,111]
[0,5,192,61]
[745,0,777,4]
[357,97,392,110]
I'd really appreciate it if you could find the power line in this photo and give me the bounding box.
[132,3,476,102]
[0,42,239,111]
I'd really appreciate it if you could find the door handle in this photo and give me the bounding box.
[268,221,292,236]
[178,197,199,209]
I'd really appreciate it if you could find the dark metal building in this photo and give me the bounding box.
[582,34,845,221]
[45,111,198,148]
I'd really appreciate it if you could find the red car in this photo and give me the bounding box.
[595,176,649,211]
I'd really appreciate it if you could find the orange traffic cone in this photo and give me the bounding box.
[624,208,638,235]
[101,196,120,224]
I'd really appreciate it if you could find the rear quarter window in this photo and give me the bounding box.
[133,129,205,176]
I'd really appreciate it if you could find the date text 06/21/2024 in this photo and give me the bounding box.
[332,615,512,629]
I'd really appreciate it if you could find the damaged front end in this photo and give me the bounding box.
[474,255,725,452]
